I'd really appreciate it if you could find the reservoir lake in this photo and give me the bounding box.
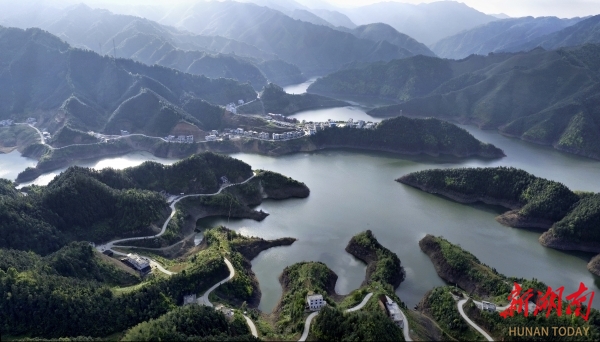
[2,88,600,313]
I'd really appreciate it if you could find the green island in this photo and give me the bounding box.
[418,235,600,341]
[238,83,350,115]
[399,167,600,275]
[16,116,503,183]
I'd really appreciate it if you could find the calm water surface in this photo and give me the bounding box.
[2,107,599,314]
[282,77,318,94]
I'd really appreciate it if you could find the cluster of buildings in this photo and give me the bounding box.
[165,135,194,143]
[0,119,14,127]
[306,294,327,311]
[26,117,37,124]
[272,131,304,140]
[213,128,303,141]
[225,100,245,114]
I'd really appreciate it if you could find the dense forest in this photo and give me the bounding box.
[311,305,405,341]
[121,299,257,341]
[399,167,581,224]
[540,193,600,250]
[0,242,229,338]
[311,116,504,158]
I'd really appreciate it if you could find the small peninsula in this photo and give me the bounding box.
[398,167,579,229]
[345,230,405,289]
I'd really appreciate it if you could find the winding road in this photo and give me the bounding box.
[96,174,256,260]
[458,299,494,341]
[298,292,412,342]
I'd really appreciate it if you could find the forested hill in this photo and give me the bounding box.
[157,1,416,75]
[238,83,349,115]
[398,167,580,227]
[353,44,600,160]
[0,26,256,135]
[311,116,505,158]
[0,152,252,254]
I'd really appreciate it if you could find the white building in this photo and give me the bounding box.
[211,130,219,136]
[238,99,245,105]
[329,122,337,128]
[125,253,151,274]
[166,135,175,141]
[120,130,130,136]
[26,117,36,124]
[384,296,403,327]
[186,135,194,143]
[366,122,375,129]
[307,294,326,311]
[226,103,237,114]
[177,135,186,142]
[205,135,217,141]
[0,119,14,127]
[258,132,269,139]
[481,301,496,312]
[236,128,244,134]
[356,120,365,128]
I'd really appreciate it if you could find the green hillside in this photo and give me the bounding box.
[0,26,256,137]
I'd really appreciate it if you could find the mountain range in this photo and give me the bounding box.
[432,16,585,59]
[340,1,499,46]
[0,3,306,89]
[155,1,419,76]
[0,26,256,137]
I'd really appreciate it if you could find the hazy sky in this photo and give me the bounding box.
[54,0,600,18]
[322,0,600,17]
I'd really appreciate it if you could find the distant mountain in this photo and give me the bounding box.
[361,45,600,160]
[1,4,305,88]
[310,9,356,29]
[157,1,415,76]
[0,26,256,137]
[349,23,435,57]
[503,15,600,53]
[490,13,511,19]
[432,16,584,59]
[288,8,334,27]
[340,1,499,46]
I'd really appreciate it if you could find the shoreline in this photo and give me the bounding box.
[14,134,504,184]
